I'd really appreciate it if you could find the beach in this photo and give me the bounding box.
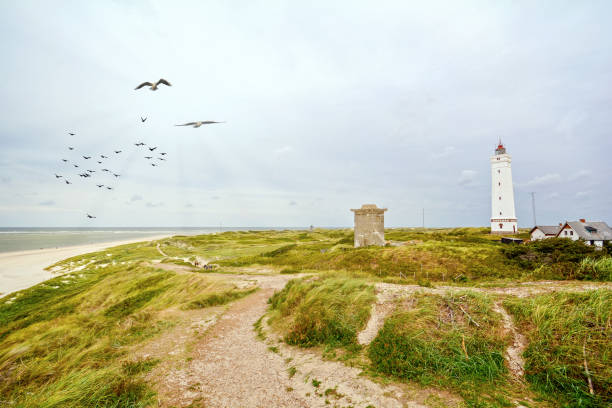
[0,235,169,297]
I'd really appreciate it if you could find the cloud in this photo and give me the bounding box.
[145,201,164,208]
[519,173,562,188]
[568,169,591,181]
[431,146,456,159]
[458,170,477,186]
[130,194,143,202]
[38,200,55,206]
[274,146,293,155]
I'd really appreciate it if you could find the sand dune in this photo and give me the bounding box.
[0,235,169,298]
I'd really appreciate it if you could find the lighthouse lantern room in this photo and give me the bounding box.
[490,142,518,234]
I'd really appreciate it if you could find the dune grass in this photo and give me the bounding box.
[504,290,611,407]
[0,263,255,407]
[368,291,511,406]
[267,272,375,347]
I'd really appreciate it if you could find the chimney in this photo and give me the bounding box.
[580,219,586,223]
[559,223,562,226]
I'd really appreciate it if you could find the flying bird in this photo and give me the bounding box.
[62,159,68,162]
[148,146,157,151]
[157,157,165,161]
[160,152,167,156]
[113,173,120,177]
[141,116,147,122]
[114,150,122,154]
[144,156,152,159]
[83,156,91,159]
[96,184,104,188]
[175,121,225,128]
[86,214,96,219]
[134,142,145,146]
[134,78,171,91]
[87,170,95,173]
[106,186,113,190]
[102,169,110,172]
[73,164,79,168]
[97,161,102,164]
[54,174,62,178]
[65,180,71,184]
[151,163,157,167]
[68,132,75,136]
[68,147,74,150]
[100,155,108,159]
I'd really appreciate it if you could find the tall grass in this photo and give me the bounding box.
[504,290,611,407]
[267,273,375,347]
[578,257,612,281]
[368,291,509,405]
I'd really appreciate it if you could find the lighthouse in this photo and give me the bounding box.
[490,142,517,234]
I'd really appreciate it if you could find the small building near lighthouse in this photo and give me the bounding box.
[351,204,387,247]
[490,142,518,234]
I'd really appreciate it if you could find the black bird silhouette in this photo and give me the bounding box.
[73,164,79,168]
[62,159,68,162]
[96,184,104,188]
[68,132,75,136]
[151,163,157,167]
[157,157,165,161]
[144,156,152,159]
[54,174,62,178]
[160,152,167,156]
[113,173,120,177]
[148,147,157,151]
[86,214,96,219]
[68,147,74,150]
[134,78,171,91]
[65,180,71,184]
[97,161,102,164]
[141,116,147,122]
[114,150,122,154]
[83,156,91,159]
[87,169,95,173]
[106,186,113,190]
[102,169,110,172]
[100,155,108,159]
[175,121,225,128]
[135,142,145,146]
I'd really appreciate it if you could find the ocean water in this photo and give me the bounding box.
[0,227,295,253]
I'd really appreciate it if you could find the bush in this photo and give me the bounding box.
[577,257,612,281]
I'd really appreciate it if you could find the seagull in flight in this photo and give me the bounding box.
[62,159,68,162]
[68,147,74,150]
[151,163,157,167]
[160,152,167,156]
[113,173,120,177]
[65,180,71,184]
[97,161,102,164]
[106,186,113,190]
[144,156,152,159]
[83,156,91,159]
[87,169,95,173]
[134,78,171,91]
[68,132,75,136]
[141,116,147,122]
[175,121,225,128]
[96,184,104,188]
[157,157,165,161]
[114,150,122,154]
[86,214,96,219]
[148,146,157,151]
[102,169,110,172]
[100,155,108,159]
[135,142,145,146]
[54,174,62,178]
[73,164,79,168]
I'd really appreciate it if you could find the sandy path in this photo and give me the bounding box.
[0,235,169,297]
[154,274,433,408]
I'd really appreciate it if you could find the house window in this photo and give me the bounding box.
[499,196,502,200]
[498,182,501,186]
[499,223,503,229]
[499,211,502,215]
[564,231,568,236]
[570,231,573,236]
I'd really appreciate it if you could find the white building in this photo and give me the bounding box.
[490,142,517,234]
[530,225,561,240]
[556,220,612,248]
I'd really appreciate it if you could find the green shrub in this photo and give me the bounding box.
[262,244,298,257]
[186,288,256,309]
[577,257,612,281]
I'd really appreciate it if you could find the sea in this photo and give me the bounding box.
[0,227,301,253]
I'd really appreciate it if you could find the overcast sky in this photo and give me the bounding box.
[0,1,610,228]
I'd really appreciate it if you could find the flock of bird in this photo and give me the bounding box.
[55,78,225,219]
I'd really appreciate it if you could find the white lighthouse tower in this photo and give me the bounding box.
[490,142,517,234]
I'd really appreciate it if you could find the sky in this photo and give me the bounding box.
[0,1,610,228]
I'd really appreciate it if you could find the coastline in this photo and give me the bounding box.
[0,234,170,298]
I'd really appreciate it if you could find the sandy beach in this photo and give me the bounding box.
[0,235,169,298]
